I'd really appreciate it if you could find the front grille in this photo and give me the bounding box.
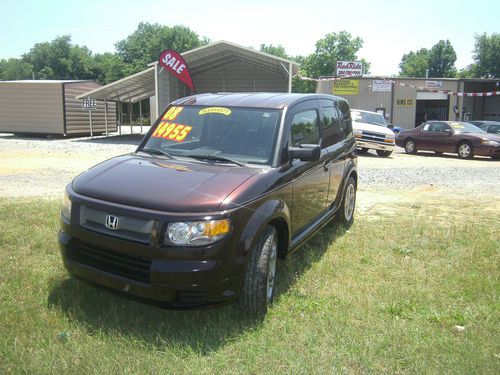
[68,240,151,283]
[359,131,394,145]
[79,206,155,244]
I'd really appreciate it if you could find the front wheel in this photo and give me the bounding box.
[376,150,392,157]
[336,176,356,228]
[404,139,417,154]
[457,142,474,159]
[239,225,278,315]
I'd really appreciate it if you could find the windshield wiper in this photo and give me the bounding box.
[185,154,246,167]
[137,147,177,159]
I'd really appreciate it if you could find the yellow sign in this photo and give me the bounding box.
[396,99,414,106]
[332,80,359,95]
[199,107,232,116]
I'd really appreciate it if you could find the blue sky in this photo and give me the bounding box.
[1,0,499,76]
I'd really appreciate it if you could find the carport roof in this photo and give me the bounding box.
[77,41,300,102]
[76,66,155,102]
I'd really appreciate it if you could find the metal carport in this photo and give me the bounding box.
[77,41,299,135]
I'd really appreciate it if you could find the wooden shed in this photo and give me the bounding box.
[0,80,117,136]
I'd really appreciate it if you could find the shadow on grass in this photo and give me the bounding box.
[47,222,346,354]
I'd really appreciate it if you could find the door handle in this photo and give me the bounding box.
[323,161,331,171]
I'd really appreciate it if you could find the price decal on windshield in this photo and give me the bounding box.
[162,106,183,121]
[152,122,192,142]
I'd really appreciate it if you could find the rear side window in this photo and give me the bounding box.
[290,110,320,147]
[320,100,341,147]
[337,99,353,140]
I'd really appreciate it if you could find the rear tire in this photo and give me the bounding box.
[336,176,356,228]
[358,148,369,154]
[239,225,278,315]
[376,150,392,157]
[457,142,474,159]
[404,139,417,154]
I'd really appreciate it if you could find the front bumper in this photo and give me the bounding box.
[473,144,500,158]
[356,139,395,152]
[58,192,249,307]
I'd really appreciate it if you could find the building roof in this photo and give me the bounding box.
[0,80,91,84]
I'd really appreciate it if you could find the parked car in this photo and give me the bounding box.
[396,121,500,159]
[468,120,500,135]
[350,109,395,157]
[59,93,358,315]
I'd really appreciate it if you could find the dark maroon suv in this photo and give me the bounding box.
[59,93,357,315]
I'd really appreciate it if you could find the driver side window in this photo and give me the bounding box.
[290,110,320,147]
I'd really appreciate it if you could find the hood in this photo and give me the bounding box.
[72,154,260,212]
[352,120,395,136]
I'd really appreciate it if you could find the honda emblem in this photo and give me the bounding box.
[105,215,119,230]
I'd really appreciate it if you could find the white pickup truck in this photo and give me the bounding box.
[351,109,395,157]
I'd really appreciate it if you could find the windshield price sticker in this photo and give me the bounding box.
[450,123,464,128]
[152,122,192,142]
[162,106,183,121]
[199,107,232,116]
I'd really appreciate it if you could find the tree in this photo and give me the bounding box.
[115,23,208,74]
[0,58,33,80]
[399,40,457,78]
[428,40,456,77]
[22,35,96,79]
[399,48,429,77]
[472,33,500,78]
[291,31,370,93]
[259,44,289,59]
[93,52,128,84]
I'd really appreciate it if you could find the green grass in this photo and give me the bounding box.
[0,197,499,374]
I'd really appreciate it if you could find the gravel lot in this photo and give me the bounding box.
[1,132,499,199]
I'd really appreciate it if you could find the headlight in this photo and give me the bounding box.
[385,134,395,139]
[353,129,363,138]
[481,140,499,146]
[166,219,231,246]
[61,191,72,220]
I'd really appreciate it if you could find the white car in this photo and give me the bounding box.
[351,109,395,157]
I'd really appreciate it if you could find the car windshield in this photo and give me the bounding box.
[139,105,281,165]
[351,110,387,127]
[449,122,486,134]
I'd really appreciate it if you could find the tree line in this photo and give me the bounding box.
[0,22,498,91]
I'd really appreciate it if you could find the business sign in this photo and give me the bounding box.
[81,98,96,111]
[372,80,392,92]
[332,79,359,95]
[336,61,363,77]
[396,99,414,106]
[425,80,443,89]
[159,50,195,91]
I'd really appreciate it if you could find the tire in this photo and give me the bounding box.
[457,142,474,159]
[376,150,392,157]
[239,225,278,315]
[358,148,369,154]
[336,176,356,228]
[404,138,417,154]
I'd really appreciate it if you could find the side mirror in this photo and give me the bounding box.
[289,144,321,162]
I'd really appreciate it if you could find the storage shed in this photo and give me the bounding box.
[0,80,117,135]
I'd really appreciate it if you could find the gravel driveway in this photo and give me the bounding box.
[1,133,499,198]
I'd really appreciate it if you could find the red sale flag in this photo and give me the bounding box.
[158,50,195,92]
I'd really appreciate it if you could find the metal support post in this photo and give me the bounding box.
[88,96,93,139]
[139,99,143,134]
[104,98,108,136]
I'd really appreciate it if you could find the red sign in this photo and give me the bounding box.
[158,50,195,91]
